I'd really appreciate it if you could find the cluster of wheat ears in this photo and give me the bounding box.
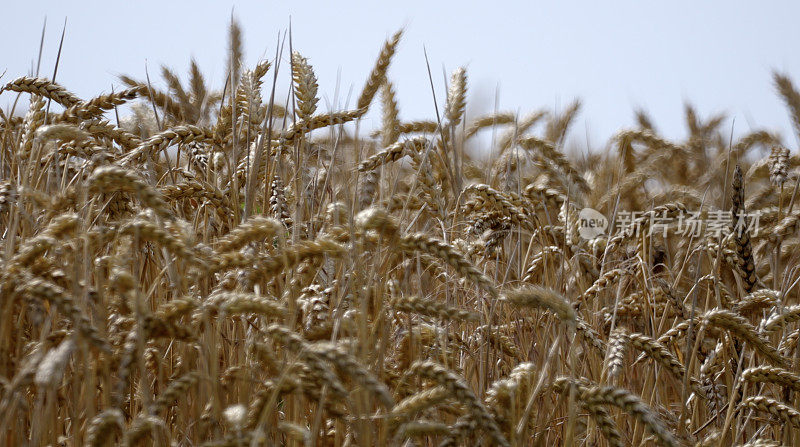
[2,22,800,447]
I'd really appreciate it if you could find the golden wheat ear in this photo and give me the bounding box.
[357,29,403,112]
[291,52,319,122]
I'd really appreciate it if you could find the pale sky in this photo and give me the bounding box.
[4,1,800,150]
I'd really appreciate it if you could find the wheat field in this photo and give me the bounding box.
[2,21,800,446]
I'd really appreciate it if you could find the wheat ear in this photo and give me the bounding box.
[357,30,403,111]
[410,360,509,447]
[741,395,800,428]
[1,76,82,107]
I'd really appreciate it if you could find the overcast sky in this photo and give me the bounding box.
[4,1,800,150]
